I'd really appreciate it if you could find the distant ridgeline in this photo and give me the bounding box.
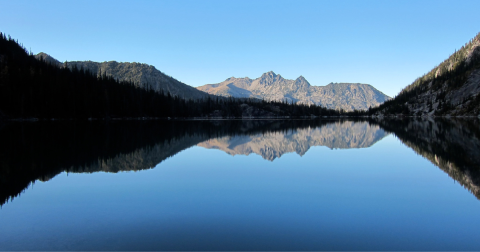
[0,33,351,119]
[370,32,480,116]
[40,55,391,112]
[197,71,390,112]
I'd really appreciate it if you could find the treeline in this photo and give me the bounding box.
[0,33,348,119]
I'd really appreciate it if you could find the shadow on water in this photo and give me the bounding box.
[1,118,480,205]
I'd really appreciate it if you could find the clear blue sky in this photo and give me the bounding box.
[1,0,479,97]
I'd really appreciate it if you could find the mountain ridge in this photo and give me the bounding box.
[33,52,390,112]
[197,71,390,111]
[34,53,209,100]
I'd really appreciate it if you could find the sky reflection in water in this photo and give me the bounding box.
[0,119,479,250]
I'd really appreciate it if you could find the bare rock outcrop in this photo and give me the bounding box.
[198,71,390,111]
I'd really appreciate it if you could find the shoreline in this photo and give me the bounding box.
[2,114,480,122]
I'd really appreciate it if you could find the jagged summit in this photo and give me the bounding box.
[262,71,277,76]
[197,72,390,111]
[258,71,283,85]
[295,76,310,86]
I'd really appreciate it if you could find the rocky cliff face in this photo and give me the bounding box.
[198,121,388,161]
[197,71,390,111]
[34,53,209,100]
[371,32,480,117]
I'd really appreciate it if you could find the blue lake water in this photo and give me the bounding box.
[0,119,479,250]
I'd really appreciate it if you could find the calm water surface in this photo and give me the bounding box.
[0,119,479,250]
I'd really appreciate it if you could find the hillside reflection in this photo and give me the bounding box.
[0,120,372,206]
[1,118,480,206]
[376,118,480,200]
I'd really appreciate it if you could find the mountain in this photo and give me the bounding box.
[35,52,62,66]
[197,71,390,111]
[198,121,388,161]
[34,53,209,100]
[1,34,343,120]
[370,32,480,116]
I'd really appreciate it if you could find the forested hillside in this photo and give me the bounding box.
[370,32,480,116]
[0,33,344,119]
[34,53,209,100]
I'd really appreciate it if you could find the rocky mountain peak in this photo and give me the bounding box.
[262,71,277,77]
[258,71,285,86]
[35,52,62,66]
[295,76,310,86]
[197,72,391,111]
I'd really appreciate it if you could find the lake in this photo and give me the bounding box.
[1,119,480,250]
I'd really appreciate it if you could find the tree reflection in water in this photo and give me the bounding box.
[1,118,479,206]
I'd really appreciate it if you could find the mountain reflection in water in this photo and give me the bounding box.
[1,118,480,206]
[198,121,388,161]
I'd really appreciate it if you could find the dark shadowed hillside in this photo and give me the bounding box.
[34,53,209,100]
